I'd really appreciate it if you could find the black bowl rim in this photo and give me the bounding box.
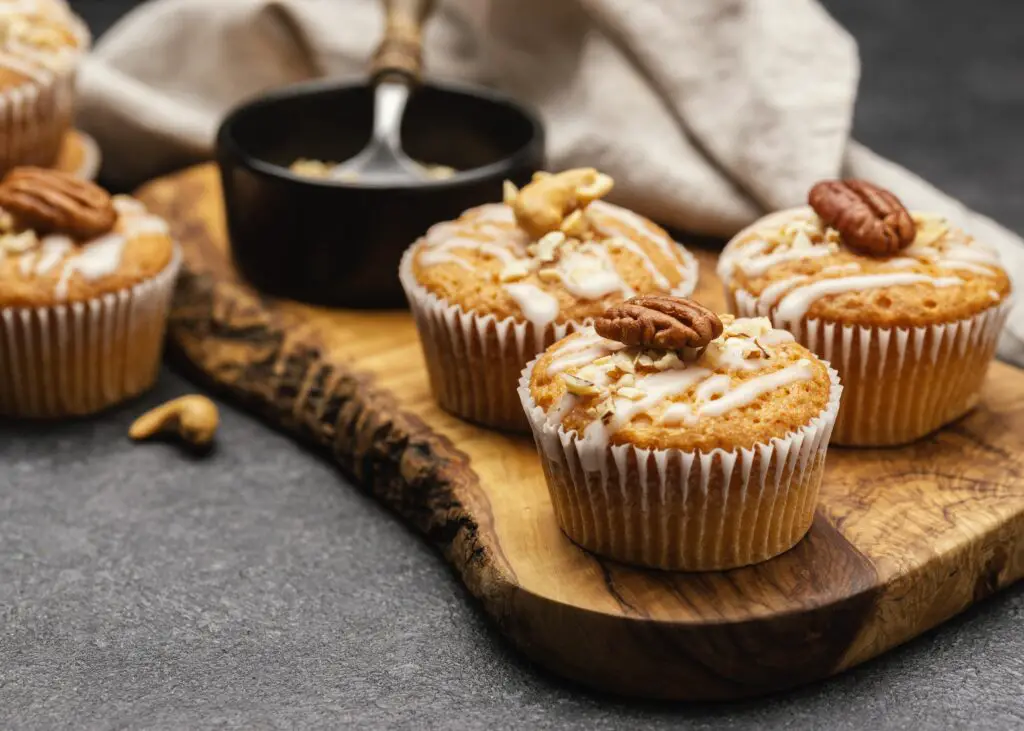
[216,77,546,192]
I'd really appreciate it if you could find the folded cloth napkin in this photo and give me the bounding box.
[77,0,1024,363]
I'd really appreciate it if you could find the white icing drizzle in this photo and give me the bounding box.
[588,201,682,264]
[32,234,72,275]
[466,203,515,223]
[553,247,632,300]
[112,196,147,216]
[659,402,695,426]
[694,373,730,402]
[545,333,621,375]
[120,215,170,237]
[885,257,919,269]
[718,239,768,279]
[607,236,670,289]
[504,283,559,333]
[54,233,128,301]
[941,261,1002,276]
[820,263,862,275]
[775,273,963,323]
[700,361,814,417]
[737,245,834,277]
[416,250,473,271]
[759,275,808,307]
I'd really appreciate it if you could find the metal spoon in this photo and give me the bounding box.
[330,0,435,184]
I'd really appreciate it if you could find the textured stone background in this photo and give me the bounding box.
[2,1,1023,729]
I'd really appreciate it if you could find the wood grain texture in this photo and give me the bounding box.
[137,164,1024,700]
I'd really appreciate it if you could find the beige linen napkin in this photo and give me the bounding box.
[77,0,1024,363]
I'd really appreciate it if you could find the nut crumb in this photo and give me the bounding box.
[561,373,600,396]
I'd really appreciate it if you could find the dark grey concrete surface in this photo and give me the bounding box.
[3,1,1024,729]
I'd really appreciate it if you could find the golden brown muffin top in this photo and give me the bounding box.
[718,206,1011,328]
[0,181,175,308]
[527,314,833,453]
[407,169,698,330]
[0,0,88,85]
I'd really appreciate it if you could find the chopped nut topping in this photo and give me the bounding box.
[616,386,646,401]
[0,229,38,253]
[537,268,561,283]
[912,215,950,247]
[561,373,600,396]
[722,316,773,340]
[498,260,531,282]
[597,399,616,423]
[610,351,635,374]
[560,209,589,238]
[502,180,519,206]
[651,351,684,370]
[528,231,566,263]
[616,373,636,388]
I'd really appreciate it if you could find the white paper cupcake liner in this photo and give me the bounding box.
[518,356,842,571]
[730,286,1012,445]
[400,246,698,432]
[0,247,181,417]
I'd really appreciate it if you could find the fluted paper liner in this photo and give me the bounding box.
[729,286,1012,445]
[518,357,842,571]
[400,246,698,432]
[0,248,181,417]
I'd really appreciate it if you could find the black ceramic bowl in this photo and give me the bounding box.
[216,79,545,309]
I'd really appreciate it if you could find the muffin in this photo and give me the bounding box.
[0,167,180,417]
[519,296,841,571]
[400,168,699,431]
[719,179,1012,446]
[0,0,89,174]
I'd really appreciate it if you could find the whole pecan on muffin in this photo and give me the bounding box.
[595,295,723,352]
[808,179,915,256]
[0,167,116,238]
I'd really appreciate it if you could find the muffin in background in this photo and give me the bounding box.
[519,296,841,571]
[719,180,1011,446]
[0,0,89,174]
[0,167,179,417]
[400,168,699,431]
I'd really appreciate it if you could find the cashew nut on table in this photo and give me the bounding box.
[504,168,614,239]
[129,395,220,451]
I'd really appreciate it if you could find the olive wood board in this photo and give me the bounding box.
[137,164,1024,701]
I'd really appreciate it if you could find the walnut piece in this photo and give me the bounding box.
[0,167,116,239]
[808,179,915,256]
[594,296,723,352]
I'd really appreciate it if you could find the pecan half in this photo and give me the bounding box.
[595,296,723,351]
[808,179,915,256]
[0,167,117,239]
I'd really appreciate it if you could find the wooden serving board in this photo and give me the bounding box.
[137,164,1024,701]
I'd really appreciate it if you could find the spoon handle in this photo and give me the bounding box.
[370,0,436,83]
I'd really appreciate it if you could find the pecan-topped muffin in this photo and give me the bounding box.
[400,168,699,431]
[519,296,841,571]
[719,180,1011,446]
[0,0,89,174]
[0,167,180,417]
